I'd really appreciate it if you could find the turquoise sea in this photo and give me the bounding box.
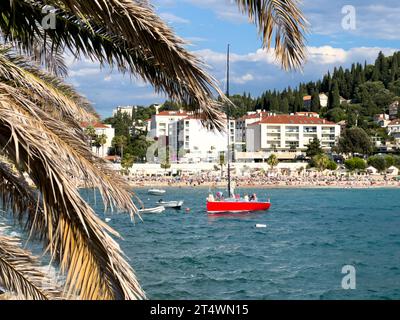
[100,187,400,300]
[2,187,400,300]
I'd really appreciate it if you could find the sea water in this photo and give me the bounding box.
[98,187,400,300]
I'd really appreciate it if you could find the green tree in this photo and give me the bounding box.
[219,152,226,178]
[310,91,320,112]
[327,160,338,171]
[345,157,366,171]
[305,138,323,158]
[267,154,279,170]
[112,135,128,160]
[121,153,135,173]
[84,125,97,148]
[337,127,373,156]
[326,107,346,123]
[280,97,289,113]
[95,134,108,157]
[313,154,330,171]
[367,155,387,172]
[328,80,341,109]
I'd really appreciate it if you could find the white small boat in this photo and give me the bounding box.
[148,189,166,195]
[157,200,184,209]
[139,206,166,214]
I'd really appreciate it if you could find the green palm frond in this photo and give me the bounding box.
[235,0,308,70]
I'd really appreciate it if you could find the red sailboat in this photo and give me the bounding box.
[206,45,271,214]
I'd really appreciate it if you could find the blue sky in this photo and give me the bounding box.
[65,0,400,118]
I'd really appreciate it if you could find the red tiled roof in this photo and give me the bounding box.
[157,111,189,117]
[238,112,269,121]
[81,122,109,129]
[295,112,319,116]
[389,119,400,126]
[258,115,335,125]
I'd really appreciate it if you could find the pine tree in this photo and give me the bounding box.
[328,80,341,109]
[270,95,279,111]
[281,97,289,113]
[311,91,321,112]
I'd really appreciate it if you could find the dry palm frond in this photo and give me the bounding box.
[0,45,94,121]
[0,160,45,236]
[0,228,63,300]
[235,0,308,70]
[0,89,145,299]
[1,0,226,129]
[0,82,138,217]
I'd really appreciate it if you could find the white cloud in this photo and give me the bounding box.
[69,68,99,77]
[232,73,254,84]
[159,12,190,24]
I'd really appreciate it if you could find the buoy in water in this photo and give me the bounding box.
[185,208,191,213]
[105,218,111,223]
[255,224,267,228]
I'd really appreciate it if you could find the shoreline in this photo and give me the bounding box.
[127,182,400,190]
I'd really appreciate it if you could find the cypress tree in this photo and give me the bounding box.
[328,80,341,109]
[311,91,321,112]
[281,97,289,113]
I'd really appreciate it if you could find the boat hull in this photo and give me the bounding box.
[139,206,165,214]
[148,189,166,195]
[207,201,271,213]
[157,201,184,209]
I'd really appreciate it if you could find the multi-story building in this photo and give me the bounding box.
[236,110,269,151]
[148,110,189,138]
[389,101,399,120]
[81,122,115,158]
[112,105,138,117]
[388,119,400,142]
[244,114,340,160]
[168,115,235,163]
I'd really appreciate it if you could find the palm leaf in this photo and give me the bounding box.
[235,0,308,70]
[1,0,226,129]
[0,50,145,299]
[0,228,63,300]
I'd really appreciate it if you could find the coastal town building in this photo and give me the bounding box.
[148,110,189,138]
[374,114,391,127]
[389,101,399,120]
[112,105,138,117]
[81,122,115,158]
[168,115,235,163]
[303,93,328,109]
[241,114,340,161]
[236,110,270,151]
[295,111,320,118]
[388,119,400,143]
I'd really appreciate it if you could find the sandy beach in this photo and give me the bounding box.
[126,174,400,189]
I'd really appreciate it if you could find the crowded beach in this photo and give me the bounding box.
[126,169,400,189]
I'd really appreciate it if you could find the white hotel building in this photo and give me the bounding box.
[241,114,340,161]
[148,110,189,138]
[168,116,235,163]
[147,109,340,163]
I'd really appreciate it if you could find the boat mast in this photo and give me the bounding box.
[226,44,231,198]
